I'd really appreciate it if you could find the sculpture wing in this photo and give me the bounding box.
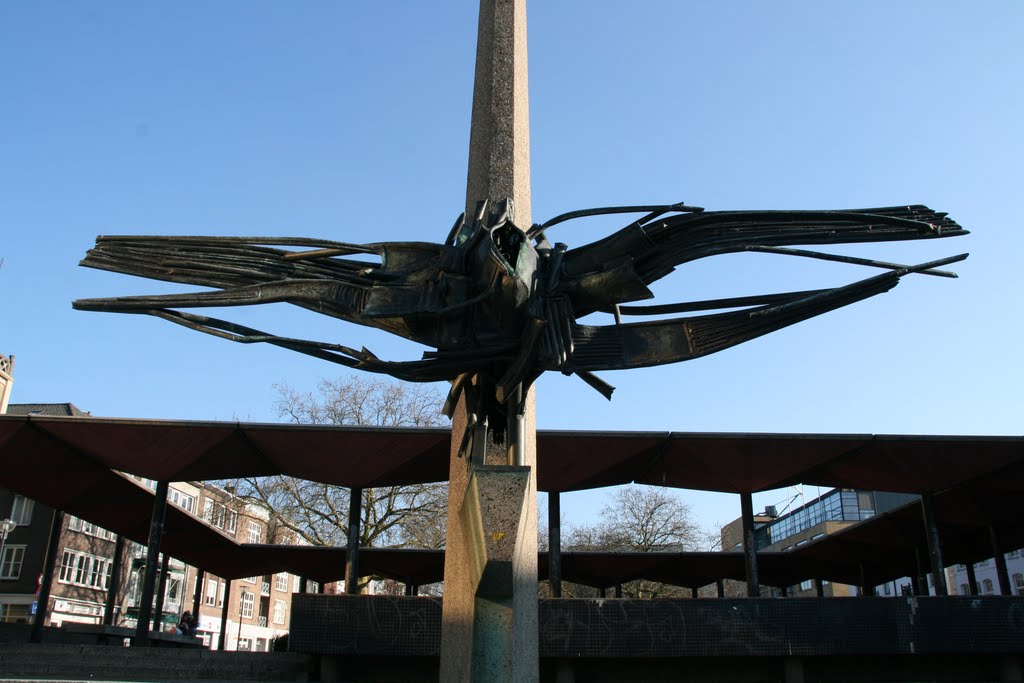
[556,205,968,314]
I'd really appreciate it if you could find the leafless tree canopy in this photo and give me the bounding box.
[227,377,449,561]
[560,485,716,599]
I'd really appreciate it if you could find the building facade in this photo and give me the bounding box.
[0,402,308,650]
[721,488,919,597]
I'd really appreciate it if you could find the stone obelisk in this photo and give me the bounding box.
[440,0,538,681]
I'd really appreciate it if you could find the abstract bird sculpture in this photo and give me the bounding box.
[75,200,967,440]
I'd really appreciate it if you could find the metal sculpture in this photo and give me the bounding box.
[75,200,967,442]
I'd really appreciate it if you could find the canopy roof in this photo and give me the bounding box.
[1,414,1020,494]
[0,413,1020,589]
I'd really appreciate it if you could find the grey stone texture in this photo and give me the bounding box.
[442,0,538,680]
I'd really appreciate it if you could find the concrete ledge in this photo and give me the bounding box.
[290,594,1024,658]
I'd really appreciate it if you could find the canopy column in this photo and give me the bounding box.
[966,562,979,595]
[192,569,205,618]
[548,491,562,598]
[218,580,231,651]
[103,534,126,625]
[134,480,169,646]
[740,492,760,597]
[990,526,1012,595]
[29,510,64,643]
[345,487,362,595]
[920,492,948,596]
[152,553,170,631]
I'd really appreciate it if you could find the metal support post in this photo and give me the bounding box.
[920,492,948,596]
[218,580,231,651]
[717,579,725,598]
[548,491,562,598]
[966,562,979,595]
[345,487,363,595]
[134,480,169,646]
[814,578,824,597]
[192,569,205,618]
[29,510,64,643]
[299,576,308,594]
[990,526,1012,595]
[740,492,760,597]
[153,553,170,630]
[103,534,126,625]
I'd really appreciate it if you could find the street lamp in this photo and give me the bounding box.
[236,588,248,651]
[0,518,16,574]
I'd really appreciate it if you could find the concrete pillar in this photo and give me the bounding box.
[134,480,169,646]
[440,1,537,680]
[345,487,362,595]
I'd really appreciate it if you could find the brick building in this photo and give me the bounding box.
[0,400,312,650]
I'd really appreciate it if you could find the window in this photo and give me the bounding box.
[218,581,225,606]
[982,579,994,594]
[960,583,970,595]
[57,549,112,589]
[165,577,182,605]
[255,637,267,652]
[799,579,813,592]
[67,516,114,541]
[205,579,218,606]
[1013,573,1024,597]
[273,599,286,625]
[168,489,196,514]
[202,500,237,532]
[237,637,251,651]
[247,521,262,544]
[1,545,26,580]
[275,573,288,592]
[241,591,254,619]
[293,575,301,592]
[243,576,257,584]
[10,495,33,525]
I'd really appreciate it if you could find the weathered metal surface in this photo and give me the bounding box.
[76,200,967,436]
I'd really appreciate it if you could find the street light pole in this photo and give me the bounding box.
[236,588,247,651]
[0,518,15,574]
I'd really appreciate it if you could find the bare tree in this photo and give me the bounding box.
[561,485,708,599]
[226,377,449,591]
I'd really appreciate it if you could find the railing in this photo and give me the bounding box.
[257,616,267,628]
[261,582,271,596]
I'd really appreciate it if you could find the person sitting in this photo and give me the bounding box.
[177,611,198,637]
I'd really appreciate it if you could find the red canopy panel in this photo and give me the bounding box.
[2,415,1020,494]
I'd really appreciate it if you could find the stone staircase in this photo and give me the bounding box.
[0,643,314,682]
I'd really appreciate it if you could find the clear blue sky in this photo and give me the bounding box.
[3,2,1022,532]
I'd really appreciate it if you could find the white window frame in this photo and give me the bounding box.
[11,495,33,526]
[0,545,26,580]
[273,599,286,625]
[57,549,111,590]
[241,591,254,619]
[275,573,288,592]
[247,521,262,544]
[205,579,218,606]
